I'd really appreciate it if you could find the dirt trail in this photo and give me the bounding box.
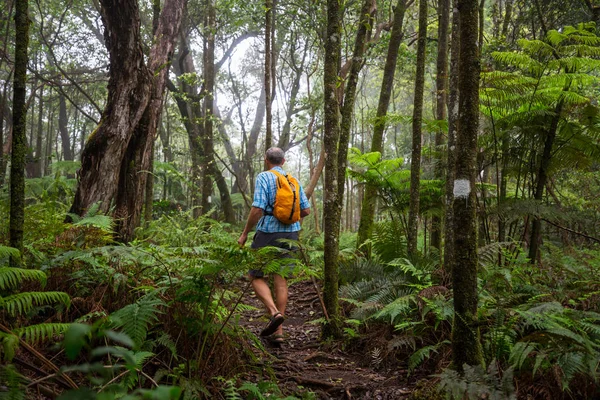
[240,280,415,399]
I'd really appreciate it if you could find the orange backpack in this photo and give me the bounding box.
[269,169,301,224]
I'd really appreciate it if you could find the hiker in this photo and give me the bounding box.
[238,147,311,343]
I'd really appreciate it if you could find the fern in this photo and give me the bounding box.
[2,291,71,317]
[13,323,71,344]
[110,293,166,348]
[408,340,449,373]
[0,267,47,290]
[0,364,26,400]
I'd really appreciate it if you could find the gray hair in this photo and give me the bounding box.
[265,147,285,165]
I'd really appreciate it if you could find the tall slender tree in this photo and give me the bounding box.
[451,0,484,370]
[407,0,428,257]
[431,0,450,250]
[322,0,343,339]
[9,0,29,262]
[264,0,273,155]
[356,0,409,248]
[444,0,460,272]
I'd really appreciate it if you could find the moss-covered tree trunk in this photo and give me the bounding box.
[451,0,484,371]
[407,0,428,257]
[356,0,407,248]
[322,0,342,339]
[431,0,450,251]
[9,0,29,261]
[201,0,215,214]
[70,0,184,242]
[444,0,460,273]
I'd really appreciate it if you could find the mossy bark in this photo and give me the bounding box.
[356,0,407,249]
[70,0,184,242]
[9,0,29,262]
[407,0,428,257]
[322,0,343,339]
[431,0,450,251]
[444,0,460,274]
[451,0,484,372]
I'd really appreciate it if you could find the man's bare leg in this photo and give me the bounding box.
[273,274,288,336]
[250,276,279,316]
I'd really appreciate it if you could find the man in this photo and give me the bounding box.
[238,147,310,343]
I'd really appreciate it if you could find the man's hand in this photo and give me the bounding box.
[238,232,248,247]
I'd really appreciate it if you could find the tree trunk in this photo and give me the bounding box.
[69,0,184,242]
[444,0,460,275]
[501,0,512,38]
[528,101,563,263]
[322,0,343,339]
[32,85,44,178]
[357,0,407,248]
[203,0,235,222]
[58,93,73,161]
[201,0,215,214]
[0,81,6,187]
[144,0,163,228]
[431,0,450,250]
[407,0,428,257]
[339,0,375,219]
[10,0,29,262]
[264,0,273,155]
[451,0,484,371]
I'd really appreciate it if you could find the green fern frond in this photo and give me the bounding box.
[0,332,19,362]
[0,267,46,290]
[0,364,26,399]
[132,350,155,368]
[408,341,449,373]
[73,214,113,230]
[508,341,537,370]
[1,291,71,317]
[374,295,415,324]
[156,333,178,360]
[13,323,71,344]
[110,294,166,348]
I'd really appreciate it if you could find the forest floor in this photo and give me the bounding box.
[239,279,421,400]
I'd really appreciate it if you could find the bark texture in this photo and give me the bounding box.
[444,0,460,273]
[431,0,450,250]
[322,0,343,339]
[407,0,428,257]
[9,0,29,259]
[70,0,184,242]
[451,0,484,371]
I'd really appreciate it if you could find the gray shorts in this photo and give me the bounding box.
[249,230,299,278]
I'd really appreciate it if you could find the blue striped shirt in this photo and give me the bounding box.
[252,166,310,233]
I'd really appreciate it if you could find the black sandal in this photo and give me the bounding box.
[260,312,284,337]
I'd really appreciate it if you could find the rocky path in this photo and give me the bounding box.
[240,279,415,399]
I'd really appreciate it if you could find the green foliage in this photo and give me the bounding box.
[110,292,166,349]
[0,250,71,361]
[347,148,443,217]
[438,363,516,400]
[0,364,26,400]
[58,323,181,400]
